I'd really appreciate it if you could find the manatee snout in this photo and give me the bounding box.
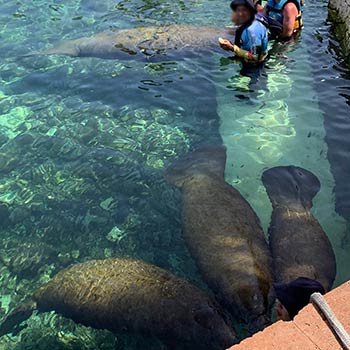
[192,305,235,349]
[210,324,236,350]
[238,289,271,332]
[248,308,271,333]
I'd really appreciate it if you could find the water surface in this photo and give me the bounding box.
[0,0,349,348]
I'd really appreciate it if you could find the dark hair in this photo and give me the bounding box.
[274,277,326,319]
[230,0,257,14]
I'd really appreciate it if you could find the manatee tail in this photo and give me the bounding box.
[262,166,321,209]
[0,300,37,337]
[23,42,80,58]
[165,145,226,187]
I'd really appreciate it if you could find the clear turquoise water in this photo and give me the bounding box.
[0,0,349,348]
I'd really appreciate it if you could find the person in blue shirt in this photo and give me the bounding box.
[220,0,268,63]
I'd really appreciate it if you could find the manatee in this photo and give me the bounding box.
[165,145,273,333]
[0,258,236,350]
[262,166,337,291]
[30,24,236,59]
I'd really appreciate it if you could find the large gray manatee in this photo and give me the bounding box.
[30,24,236,59]
[0,258,236,350]
[165,145,273,334]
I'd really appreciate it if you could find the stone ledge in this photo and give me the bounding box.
[228,281,350,350]
[328,0,350,57]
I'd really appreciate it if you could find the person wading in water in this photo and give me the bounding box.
[219,0,269,83]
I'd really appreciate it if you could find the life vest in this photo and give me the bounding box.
[266,0,303,32]
[255,12,283,37]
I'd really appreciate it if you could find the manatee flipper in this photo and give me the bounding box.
[165,144,226,187]
[262,166,336,291]
[0,300,37,337]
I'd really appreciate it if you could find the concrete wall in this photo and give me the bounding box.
[329,0,350,56]
[227,281,350,350]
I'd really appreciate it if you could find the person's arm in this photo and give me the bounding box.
[233,45,261,61]
[280,2,298,38]
[254,0,266,12]
[256,3,266,12]
[219,39,261,62]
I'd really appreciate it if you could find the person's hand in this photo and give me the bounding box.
[256,4,265,12]
[219,38,234,51]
